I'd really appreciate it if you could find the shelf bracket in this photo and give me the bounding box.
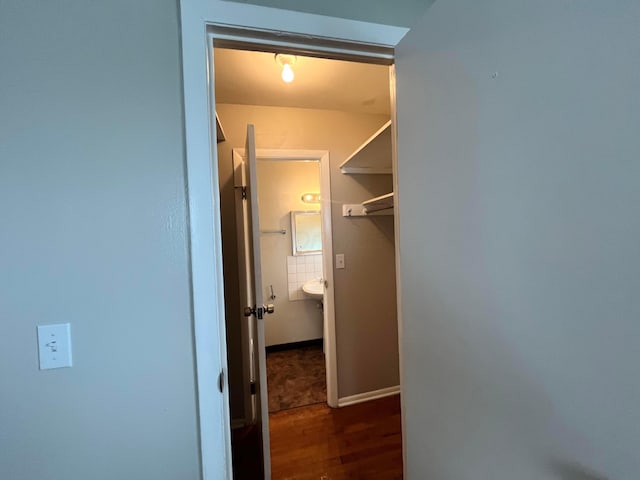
[342,204,367,217]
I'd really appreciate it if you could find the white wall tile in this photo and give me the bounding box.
[287,254,323,301]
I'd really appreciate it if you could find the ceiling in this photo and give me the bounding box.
[221,0,436,28]
[214,48,391,115]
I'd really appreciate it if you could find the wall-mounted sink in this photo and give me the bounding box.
[302,278,324,299]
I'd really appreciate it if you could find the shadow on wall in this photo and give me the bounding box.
[547,459,608,480]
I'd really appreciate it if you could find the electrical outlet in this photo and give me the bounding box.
[37,323,72,370]
[336,253,345,269]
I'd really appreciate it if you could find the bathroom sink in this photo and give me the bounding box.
[302,278,324,299]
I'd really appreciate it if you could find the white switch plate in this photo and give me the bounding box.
[336,253,345,269]
[37,323,72,370]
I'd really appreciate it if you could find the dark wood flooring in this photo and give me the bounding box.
[270,395,403,479]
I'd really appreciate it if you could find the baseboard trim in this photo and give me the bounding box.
[266,338,322,353]
[337,385,400,407]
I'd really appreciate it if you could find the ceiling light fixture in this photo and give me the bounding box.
[301,192,320,204]
[275,54,296,83]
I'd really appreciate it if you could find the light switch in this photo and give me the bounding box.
[336,254,345,269]
[37,323,72,370]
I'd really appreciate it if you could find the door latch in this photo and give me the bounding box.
[243,304,275,319]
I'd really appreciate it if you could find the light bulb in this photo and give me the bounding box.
[281,63,294,83]
[301,192,320,203]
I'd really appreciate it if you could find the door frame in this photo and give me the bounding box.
[233,148,338,411]
[178,1,408,478]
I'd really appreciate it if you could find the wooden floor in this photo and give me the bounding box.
[269,395,403,480]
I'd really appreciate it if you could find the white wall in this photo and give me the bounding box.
[222,0,434,27]
[396,0,640,478]
[256,160,323,346]
[0,1,201,479]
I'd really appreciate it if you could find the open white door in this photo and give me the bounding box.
[232,124,274,479]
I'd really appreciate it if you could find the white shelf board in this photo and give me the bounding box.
[342,192,394,217]
[340,120,392,174]
[363,192,394,212]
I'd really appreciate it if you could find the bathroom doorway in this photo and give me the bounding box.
[233,148,336,416]
[228,143,336,478]
[214,46,400,479]
[255,158,326,413]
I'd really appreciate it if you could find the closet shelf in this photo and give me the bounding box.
[363,192,394,212]
[342,192,394,217]
[339,120,392,174]
[341,119,394,217]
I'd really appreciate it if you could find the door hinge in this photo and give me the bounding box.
[233,185,247,199]
[218,370,225,393]
[249,381,257,395]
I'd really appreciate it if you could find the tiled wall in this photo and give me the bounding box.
[287,254,323,301]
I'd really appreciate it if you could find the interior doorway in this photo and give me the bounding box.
[213,44,401,479]
[253,155,328,414]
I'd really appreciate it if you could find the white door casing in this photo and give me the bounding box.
[178,1,408,478]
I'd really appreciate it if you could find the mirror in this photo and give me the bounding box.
[291,211,322,255]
